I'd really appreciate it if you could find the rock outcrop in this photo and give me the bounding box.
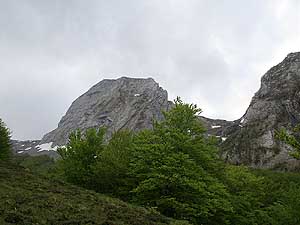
[41,77,172,147]
[221,52,300,170]
[199,116,236,139]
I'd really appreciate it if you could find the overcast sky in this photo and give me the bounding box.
[0,0,299,140]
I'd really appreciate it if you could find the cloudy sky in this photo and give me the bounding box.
[0,0,299,140]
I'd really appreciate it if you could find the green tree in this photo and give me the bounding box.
[57,128,105,188]
[222,165,266,225]
[129,98,232,224]
[0,118,11,160]
[276,126,300,159]
[259,169,300,225]
[92,130,136,199]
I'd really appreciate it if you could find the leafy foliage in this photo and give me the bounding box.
[276,126,300,159]
[0,118,11,160]
[92,130,135,199]
[252,169,300,225]
[55,98,300,225]
[57,128,106,188]
[129,98,232,224]
[222,166,266,224]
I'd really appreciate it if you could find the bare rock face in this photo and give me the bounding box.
[199,116,237,139]
[41,77,171,146]
[221,52,300,170]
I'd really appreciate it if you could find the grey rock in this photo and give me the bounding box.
[198,116,236,139]
[221,52,300,170]
[41,77,172,147]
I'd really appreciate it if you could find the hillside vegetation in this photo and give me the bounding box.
[1,99,300,224]
[0,161,188,225]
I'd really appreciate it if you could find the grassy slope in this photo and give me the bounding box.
[0,162,188,225]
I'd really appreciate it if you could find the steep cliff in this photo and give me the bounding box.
[41,77,172,146]
[221,52,300,170]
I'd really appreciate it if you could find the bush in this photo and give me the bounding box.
[57,128,105,188]
[222,165,266,224]
[14,155,56,176]
[92,130,135,199]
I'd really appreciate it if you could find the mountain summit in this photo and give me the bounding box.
[221,52,300,170]
[41,77,172,146]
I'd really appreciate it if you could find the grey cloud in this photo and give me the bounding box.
[0,0,299,139]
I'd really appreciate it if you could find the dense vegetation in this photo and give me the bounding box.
[0,119,186,225]
[1,99,300,224]
[0,161,188,225]
[55,98,300,225]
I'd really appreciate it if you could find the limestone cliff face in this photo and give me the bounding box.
[41,77,171,146]
[221,52,300,170]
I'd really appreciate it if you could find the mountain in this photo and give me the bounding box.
[12,77,231,157]
[42,77,172,146]
[12,77,172,157]
[12,52,300,170]
[221,52,300,170]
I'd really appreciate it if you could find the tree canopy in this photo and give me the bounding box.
[57,128,106,187]
[129,98,232,224]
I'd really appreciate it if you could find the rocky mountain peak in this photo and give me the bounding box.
[40,77,171,147]
[222,52,300,170]
[255,52,300,100]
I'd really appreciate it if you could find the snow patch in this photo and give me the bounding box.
[36,142,59,152]
[221,137,227,142]
[17,151,24,154]
[211,125,221,129]
[240,118,245,124]
[24,147,32,151]
[134,94,140,97]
